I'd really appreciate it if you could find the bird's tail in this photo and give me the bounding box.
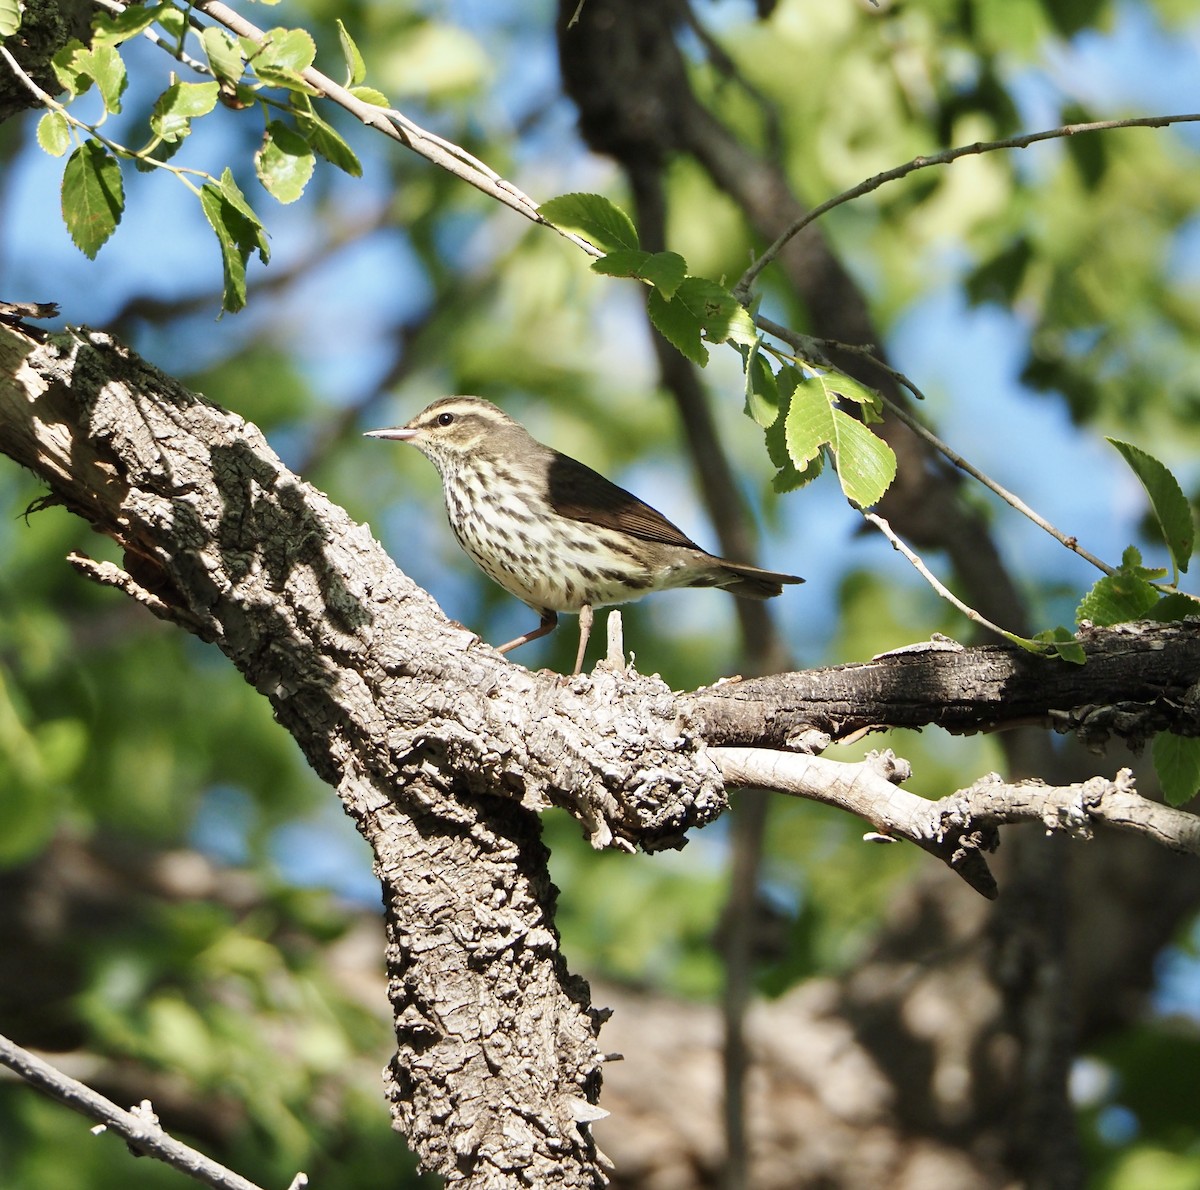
[709,559,804,600]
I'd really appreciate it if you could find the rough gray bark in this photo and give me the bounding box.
[3,321,1200,1185]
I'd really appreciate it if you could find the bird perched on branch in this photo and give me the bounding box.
[366,396,802,673]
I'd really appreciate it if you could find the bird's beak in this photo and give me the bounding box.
[364,427,419,442]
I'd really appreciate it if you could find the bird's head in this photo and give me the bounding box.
[365,396,527,474]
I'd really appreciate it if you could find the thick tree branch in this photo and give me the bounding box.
[4,323,1200,1180]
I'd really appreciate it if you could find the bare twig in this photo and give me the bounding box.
[0,1033,282,1190]
[711,750,1200,895]
[862,511,1020,642]
[736,112,1200,296]
[187,0,602,257]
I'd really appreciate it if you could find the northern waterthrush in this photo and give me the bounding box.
[366,397,803,673]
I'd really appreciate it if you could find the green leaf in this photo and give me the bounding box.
[647,285,707,365]
[201,27,244,88]
[785,375,835,466]
[254,121,315,204]
[539,193,639,254]
[36,110,71,157]
[252,27,318,92]
[1076,568,1162,627]
[829,409,897,508]
[257,27,316,72]
[292,107,362,176]
[826,370,883,421]
[51,41,89,100]
[1031,626,1087,664]
[337,18,366,87]
[1108,439,1194,574]
[200,180,264,314]
[0,0,23,40]
[1144,592,1200,622]
[155,4,186,44]
[78,44,127,114]
[61,141,124,259]
[591,249,687,298]
[150,81,220,143]
[92,2,165,46]
[203,171,271,313]
[218,168,269,261]
[766,421,823,492]
[648,275,756,364]
[1152,732,1200,807]
[348,85,390,106]
[784,374,896,507]
[742,343,780,428]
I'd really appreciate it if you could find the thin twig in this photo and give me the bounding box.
[736,112,1200,296]
[189,0,602,257]
[0,1033,281,1190]
[862,510,1018,643]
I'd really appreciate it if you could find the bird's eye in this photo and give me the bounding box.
[436,412,455,427]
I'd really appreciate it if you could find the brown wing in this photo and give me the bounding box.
[545,451,705,550]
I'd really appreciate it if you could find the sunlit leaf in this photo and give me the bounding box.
[337,18,366,87]
[201,26,244,88]
[150,81,220,144]
[61,141,124,259]
[254,120,315,204]
[539,193,639,254]
[36,110,71,157]
[0,0,23,39]
[1108,438,1194,574]
[92,2,165,46]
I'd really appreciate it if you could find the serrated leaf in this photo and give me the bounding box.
[1076,570,1161,627]
[92,2,165,46]
[292,106,361,176]
[257,27,316,73]
[36,110,71,157]
[539,193,639,254]
[254,120,314,204]
[51,41,89,100]
[591,248,651,279]
[61,141,123,259]
[150,81,219,143]
[1108,438,1194,574]
[782,371,895,506]
[201,26,244,88]
[766,415,822,492]
[201,180,269,314]
[1153,732,1200,807]
[647,285,707,365]
[826,370,883,419]
[217,168,269,261]
[78,44,127,114]
[337,18,366,87]
[639,251,687,298]
[1030,627,1087,664]
[590,249,687,299]
[663,277,754,347]
[0,0,24,39]
[829,408,896,508]
[348,85,389,106]
[784,375,835,466]
[1144,592,1200,622]
[743,345,780,428]
[253,64,320,94]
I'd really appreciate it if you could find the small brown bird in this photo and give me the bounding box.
[366,397,803,673]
